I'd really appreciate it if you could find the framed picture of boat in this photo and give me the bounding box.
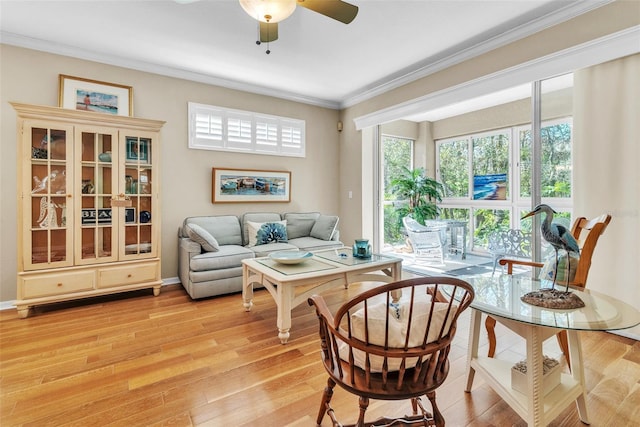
[58,74,133,116]
[212,168,291,203]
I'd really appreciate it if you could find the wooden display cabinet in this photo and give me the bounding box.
[12,103,165,318]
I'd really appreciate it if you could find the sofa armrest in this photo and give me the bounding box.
[178,236,201,287]
[331,229,340,241]
[180,236,202,254]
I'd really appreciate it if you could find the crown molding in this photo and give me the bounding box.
[0,31,342,110]
[353,26,640,130]
[340,0,613,109]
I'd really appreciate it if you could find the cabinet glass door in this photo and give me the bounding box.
[26,126,73,269]
[77,129,118,264]
[121,134,155,258]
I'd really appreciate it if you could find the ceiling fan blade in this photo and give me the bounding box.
[260,22,279,43]
[297,0,358,24]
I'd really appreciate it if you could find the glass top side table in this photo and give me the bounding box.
[463,274,640,426]
[469,274,640,331]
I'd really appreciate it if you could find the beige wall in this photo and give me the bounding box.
[574,53,640,337]
[0,45,340,302]
[432,87,573,141]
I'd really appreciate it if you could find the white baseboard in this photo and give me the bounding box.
[162,276,181,285]
[0,278,182,311]
[610,329,640,341]
[0,300,15,311]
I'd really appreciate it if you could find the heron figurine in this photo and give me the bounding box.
[522,204,580,292]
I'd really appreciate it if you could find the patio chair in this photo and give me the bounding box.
[308,277,474,427]
[487,229,531,276]
[403,216,447,265]
[486,213,612,369]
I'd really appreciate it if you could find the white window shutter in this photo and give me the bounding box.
[188,102,305,157]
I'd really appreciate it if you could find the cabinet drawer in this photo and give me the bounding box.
[20,271,96,299]
[98,262,159,288]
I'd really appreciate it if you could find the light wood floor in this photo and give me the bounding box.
[1,278,639,426]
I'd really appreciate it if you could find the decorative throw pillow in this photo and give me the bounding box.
[283,212,320,239]
[247,220,288,246]
[185,223,219,252]
[310,215,339,240]
[539,252,579,283]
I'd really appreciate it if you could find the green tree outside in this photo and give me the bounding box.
[382,136,413,246]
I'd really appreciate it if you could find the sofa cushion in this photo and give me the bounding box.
[189,266,244,284]
[189,245,254,272]
[249,242,299,257]
[283,212,320,239]
[184,216,242,246]
[184,223,219,252]
[310,215,339,240]
[247,220,288,246]
[242,212,282,245]
[288,237,343,252]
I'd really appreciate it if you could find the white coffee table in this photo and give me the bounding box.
[242,247,402,343]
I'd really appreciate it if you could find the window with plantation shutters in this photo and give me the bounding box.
[188,102,305,157]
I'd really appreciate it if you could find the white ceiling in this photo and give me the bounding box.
[1,0,604,115]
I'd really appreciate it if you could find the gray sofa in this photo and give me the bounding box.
[178,212,342,299]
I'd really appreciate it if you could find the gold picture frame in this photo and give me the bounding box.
[212,168,291,203]
[58,74,133,116]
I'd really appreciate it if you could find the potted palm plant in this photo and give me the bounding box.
[390,167,444,225]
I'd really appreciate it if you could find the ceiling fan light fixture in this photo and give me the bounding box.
[239,0,296,23]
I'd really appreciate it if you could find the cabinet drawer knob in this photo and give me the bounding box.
[127,274,132,278]
[57,283,63,287]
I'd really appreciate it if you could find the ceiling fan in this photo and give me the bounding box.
[177,0,358,53]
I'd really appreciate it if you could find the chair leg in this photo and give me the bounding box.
[556,330,571,371]
[356,396,370,427]
[485,316,497,358]
[491,256,500,276]
[317,377,336,426]
[426,391,444,427]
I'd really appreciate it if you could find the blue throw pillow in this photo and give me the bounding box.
[247,220,288,246]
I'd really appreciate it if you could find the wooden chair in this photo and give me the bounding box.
[308,277,474,427]
[485,213,612,368]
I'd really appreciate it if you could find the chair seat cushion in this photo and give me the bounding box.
[539,252,579,283]
[342,294,457,372]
